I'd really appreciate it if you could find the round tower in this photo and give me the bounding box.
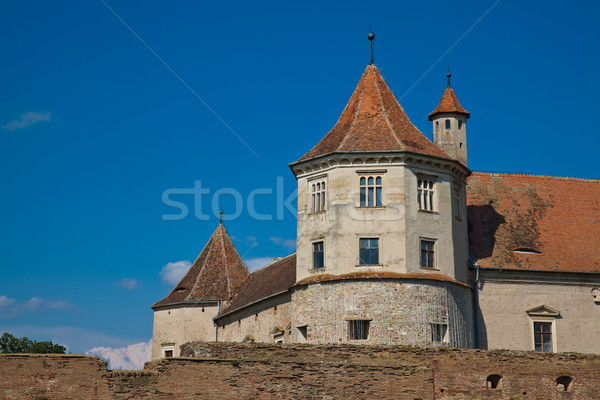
[429,72,470,166]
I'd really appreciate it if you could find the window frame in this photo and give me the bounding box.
[420,238,437,269]
[453,182,462,219]
[161,343,175,358]
[359,237,380,266]
[347,319,371,341]
[417,176,437,212]
[531,319,556,353]
[431,322,449,346]
[309,176,327,214]
[312,240,325,270]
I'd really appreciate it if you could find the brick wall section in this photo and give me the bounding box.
[2,344,600,399]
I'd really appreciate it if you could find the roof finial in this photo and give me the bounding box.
[367,29,375,65]
[219,210,223,224]
[446,67,452,88]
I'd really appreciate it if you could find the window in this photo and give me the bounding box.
[359,176,382,207]
[534,321,553,352]
[556,376,573,392]
[486,375,502,389]
[453,183,461,218]
[297,325,308,343]
[359,238,379,265]
[445,119,451,129]
[435,121,440,132]
[164,350,173,358]
[431,323,448,344]
[417,178,435,211]
[348,320,370,340]
[161,343,175,358]
[313,241,324,269]
[458,120,463,129]
[420,240,436,269]
[311,180,326,213]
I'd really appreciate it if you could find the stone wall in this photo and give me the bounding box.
[292,279,473,347]
[2,344,600,399]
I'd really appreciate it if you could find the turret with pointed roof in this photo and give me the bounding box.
[152,223,250,308]
[429,72,470,166]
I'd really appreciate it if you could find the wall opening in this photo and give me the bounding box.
[486,374,502,389]
[556,376,573,392]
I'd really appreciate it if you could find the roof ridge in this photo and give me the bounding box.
[188,233,214,301]
[373,68,405,149]
[338,66,370,150]
[219,225,232,299]
[472,171,600,183]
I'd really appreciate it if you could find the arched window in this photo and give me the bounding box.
[359,176,382,207]
[486,374,502,389]
[435,121,439,132]
[458,120,463,129]
[445,119,451,129]
[417,178,435,211]
[311,180,326,212]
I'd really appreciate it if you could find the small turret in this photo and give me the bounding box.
[429,72,470,166]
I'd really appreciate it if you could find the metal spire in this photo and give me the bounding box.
[219,210,223,224]
[367,31,375,64]
[447,68,452,88]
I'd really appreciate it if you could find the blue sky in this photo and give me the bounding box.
[0,1,598,367]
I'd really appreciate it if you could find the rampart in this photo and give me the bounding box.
[1,343,599,399]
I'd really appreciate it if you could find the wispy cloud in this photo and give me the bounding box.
[244,257,274,272]
[270,237,296,251]
[114,278,141,290]
[159,260,191,285]
[87,339,152,370]
[2,111,51,131]
[0,295,76,319]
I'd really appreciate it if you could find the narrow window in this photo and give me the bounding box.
[458,120,463,129]
[310,180,326,212]
[420,240,436,269]
[164,350,173,358]
[431,323,448,344]
[486,375,502,389]
[298,326,308,342]
[348,320,370,340]
[359,238,379,265]
[534,321,553,352]
[359,176,382,207]
[313,241,324,269]
[417,178,435,211]
[453,183,461,218]
[435,121,440,132]
[445,119,451,129]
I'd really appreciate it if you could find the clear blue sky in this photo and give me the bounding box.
[0,0,598,361]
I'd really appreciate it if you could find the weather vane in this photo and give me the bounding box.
[219,210,223,224]
[447,66,452,88]
[368,30,375,64]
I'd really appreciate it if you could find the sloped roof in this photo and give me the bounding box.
[428,86,470,120]
[152,224,249,308]
[216,254,296,318]
[295,64,450,163]
[467,172,600,273]
[294,271,471,289]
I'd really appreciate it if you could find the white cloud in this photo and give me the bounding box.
[270,237,296,251]
[114,278,140,290]
[87,339,152,370]
[159,260,191,285]
[2,111,51,131]
[0,295,76,318]
[244,257,274,272]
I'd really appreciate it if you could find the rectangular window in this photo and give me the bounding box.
[359,238,379,265]
[359,176,382,207]
[420,240,436,269]
[534,321,553,352]
[310,180,326,213]
[431,323,449,344]
[348,320,370,340]
[164,350,173,358]
[418,178,435,211]
[453,183,461,218]
[313,241,324,269]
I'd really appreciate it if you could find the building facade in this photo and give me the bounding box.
[152,58,600,359]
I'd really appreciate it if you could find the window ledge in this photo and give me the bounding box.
[308,210,327,215]
[418,209,438,214]
[309,268,326,274]
[420,267,440,271]
[356,264,383,268]
[357,206,386,210]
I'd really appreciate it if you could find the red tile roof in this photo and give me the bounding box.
[467,172,600,273]
[216,254,296,318]
[295,64,450,163]
[152,224,250,308]
[294,271,471,289]
[428,86,470,120]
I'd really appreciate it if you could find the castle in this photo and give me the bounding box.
[151,42,600,360]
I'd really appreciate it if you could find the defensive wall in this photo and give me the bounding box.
[1,343,600,399]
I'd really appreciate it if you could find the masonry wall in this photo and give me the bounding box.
[216,292,293,344]
[2,345,600,399]
[292,279,473,347]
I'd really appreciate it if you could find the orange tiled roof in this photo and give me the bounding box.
[296,64,450,163]
[428,86,470,120]
[467,172,600,273]
[152,224,250,308]
[217,254,296,318]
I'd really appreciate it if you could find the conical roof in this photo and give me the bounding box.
[428,86,470,120]
[295,64,450,163]
[152,224,250,308]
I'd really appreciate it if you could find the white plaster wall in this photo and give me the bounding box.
[432,113,468,166]
[151,304,219,360]
[477,279,600,353]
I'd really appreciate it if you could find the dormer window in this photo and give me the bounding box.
[310,180,326,213]
[445,119,451,129]
[360,176,382,207]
